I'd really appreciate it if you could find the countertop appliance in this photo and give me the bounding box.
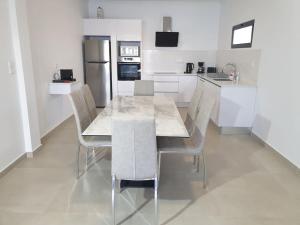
[185,63,194,74]
[207,67,217,74]
[84,38,112,107]
[197,62,205,74]
[118,41,141,81]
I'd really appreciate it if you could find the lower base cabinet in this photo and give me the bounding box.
[198,77,257,130]
[117,81,134,96]
[151,74,197,106]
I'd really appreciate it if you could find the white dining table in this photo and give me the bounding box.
[82,95,189,138]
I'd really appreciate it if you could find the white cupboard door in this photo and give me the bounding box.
[154,82,179,93]
[203,81,220,124]
[219,87,256,127]
[118,81,134,96]
[178,76,197,103]
[154,92,179,102]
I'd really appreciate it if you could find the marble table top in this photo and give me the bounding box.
[82,96,189,137]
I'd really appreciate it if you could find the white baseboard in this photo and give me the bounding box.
[0,152,26,177]
[251,131,300,169]
[41,113,73,139]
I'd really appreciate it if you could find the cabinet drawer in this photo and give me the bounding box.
[154,82,179,93]
[118,81,134,93]
[154,92,179,102]
[153,76,179,82]
[118,92,134,96]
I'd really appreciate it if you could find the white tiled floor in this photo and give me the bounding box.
[0,109,299,225]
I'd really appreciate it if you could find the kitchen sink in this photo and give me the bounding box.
[213,78,232,81]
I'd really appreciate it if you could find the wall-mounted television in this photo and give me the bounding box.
[231,20,255,48]
[155,32,179,47]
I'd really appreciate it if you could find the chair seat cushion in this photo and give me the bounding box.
[82,135,112,148]
[158,136,199,154]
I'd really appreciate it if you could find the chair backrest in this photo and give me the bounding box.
[191,87,216,149]
[68,89,91,144]
[187,81,204,120]
[82,84,97,120]
[112,116,157,180]
[134,80,154,96]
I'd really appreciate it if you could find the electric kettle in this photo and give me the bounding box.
[185,63,194,74]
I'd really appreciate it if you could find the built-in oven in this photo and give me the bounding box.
[117,57,141,81]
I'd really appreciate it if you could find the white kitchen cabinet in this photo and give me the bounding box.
[198,77,256,131]
[144,73,197,106]
[117,81,134,96]
[154,82,179,93]
[178,76,198,103]
[83,19,142,41]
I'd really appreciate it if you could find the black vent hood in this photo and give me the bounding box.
[155,32,179,47]
[155,17,179,47]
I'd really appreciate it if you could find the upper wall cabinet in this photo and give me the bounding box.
[83,19,142,41]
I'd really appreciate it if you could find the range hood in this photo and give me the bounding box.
[155,17,179,47]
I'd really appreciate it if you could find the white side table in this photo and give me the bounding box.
[48,81,82,95]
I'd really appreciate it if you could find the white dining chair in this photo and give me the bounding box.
[82,84,97,120]
[111,116,158,225]
[185,80,205,135]
[158,88,216,188]
[68,89,111,178]
[134,80,154,96]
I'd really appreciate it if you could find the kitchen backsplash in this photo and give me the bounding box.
[216,49,261,85]
[142,49,261,86]
[142,50,217,73]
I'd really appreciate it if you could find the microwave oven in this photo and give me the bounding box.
[119,46,140,57]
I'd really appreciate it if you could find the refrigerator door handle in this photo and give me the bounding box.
[86,61,109,64]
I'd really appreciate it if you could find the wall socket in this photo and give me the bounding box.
[8,61,15,75]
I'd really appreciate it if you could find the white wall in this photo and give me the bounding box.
[89,0,220,50]
[216,49,261,85]
[88,0,220,73]
[0,0,25,171]
[218,0,300,168]
[26,0,86,137]
[11,0,41,153]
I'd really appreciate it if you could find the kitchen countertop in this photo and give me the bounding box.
[197,74,257,88]
[143,72,256,87]
[143,72,198,76]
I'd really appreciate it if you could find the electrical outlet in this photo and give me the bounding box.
[8,61,15,75]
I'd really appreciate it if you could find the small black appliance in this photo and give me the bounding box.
[60,69,76,81]
[185,63,194,74]
[197,62,205,74]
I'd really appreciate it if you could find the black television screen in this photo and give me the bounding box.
[155,32,179,47]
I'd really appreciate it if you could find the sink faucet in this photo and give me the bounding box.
[222,63,239,81]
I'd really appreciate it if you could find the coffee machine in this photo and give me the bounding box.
[197,62,205,74]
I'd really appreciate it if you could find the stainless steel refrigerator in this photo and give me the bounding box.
[84,39,112,107]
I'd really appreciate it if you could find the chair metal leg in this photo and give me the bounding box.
[202,151,207,188]
[76,143,81,179]
[154,176,159,225]
[196,155,200,173]
[158,152,162,182]
[112,175,116,225]
[193,156,197,166]
[86,148,94,171]
[92,147,96,157]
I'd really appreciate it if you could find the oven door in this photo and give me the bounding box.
[118,63,141,81]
